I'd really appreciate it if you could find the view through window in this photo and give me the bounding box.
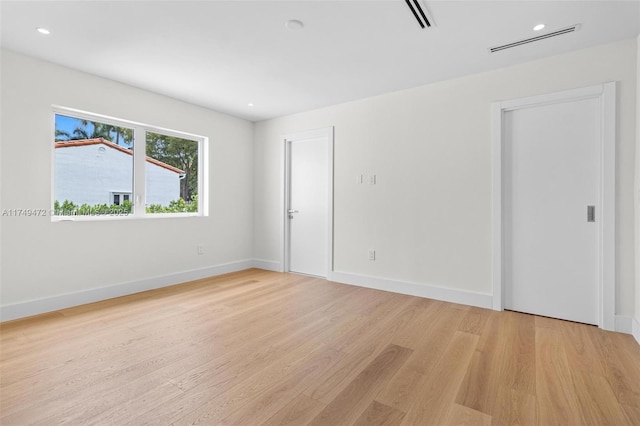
[53,111,203,219]
[146,131,199,214]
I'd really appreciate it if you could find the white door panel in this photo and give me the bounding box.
[504,97,600,325]
[288,137,329,277]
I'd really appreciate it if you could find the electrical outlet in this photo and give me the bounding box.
[368,174,376,185]
[368,249,376,261]
[356,174,363,184]
[197,244,204,255]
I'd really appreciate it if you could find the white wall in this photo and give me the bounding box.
[0,49,254,315]
[254,38,638,317]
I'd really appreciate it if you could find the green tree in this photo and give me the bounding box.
[72,120,133,146]
[146,132,198,202]
[72,120,110,140]
[107,125,133,146]
[55,129,71,141]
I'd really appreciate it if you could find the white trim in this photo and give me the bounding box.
[601,82,617,331]
[251,259,282,272]
[0,260,253,322]
[633,317,640,345]
[492,83,616,331]
[282,127,335,279]
[615,315,633,334]
[283,137,291,273]
[331,271,493,309]
[52,105,206,141]
[133,124,146,214]
[491,102,503,311]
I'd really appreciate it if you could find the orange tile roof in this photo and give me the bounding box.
[54,138,185,175]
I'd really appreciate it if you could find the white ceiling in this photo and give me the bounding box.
[1,1,639,122]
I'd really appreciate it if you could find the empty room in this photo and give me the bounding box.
[1,0,640,425]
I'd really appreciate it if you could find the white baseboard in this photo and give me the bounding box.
[330,271,493,309]
[615,315,633,334]
[0,260,253,322]
[614,315,633,334]
[633,317,640,345]
[251,259,282,272]
[5,260,632,340]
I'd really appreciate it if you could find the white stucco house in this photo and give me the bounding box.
[54,138,184,207]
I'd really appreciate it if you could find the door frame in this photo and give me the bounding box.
[491,83,616,330]
[282,127,334,278]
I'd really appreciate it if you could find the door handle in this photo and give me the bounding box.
[288,209,299,214]
[587,205,595,222]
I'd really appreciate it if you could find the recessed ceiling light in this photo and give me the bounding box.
[533,24,546,31]
[285,20,304,31]
[248,103,254,107]
[36,27,50,35]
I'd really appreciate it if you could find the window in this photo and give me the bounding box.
[111,192,131,205]
[53,108,206,220]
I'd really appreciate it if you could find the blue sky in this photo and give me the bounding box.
[55,114,84,138]
[55,114,133,146]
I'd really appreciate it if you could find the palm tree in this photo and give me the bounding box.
[109,125,133,147]
[72,120,111,140]
[55,129,71,141]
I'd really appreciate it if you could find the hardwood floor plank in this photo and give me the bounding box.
[168,346,343,426]
[400,331,479,426]
[490,385,536,426]
[444,403,492,426]
[325,294,416,354]
[308,344,413,426]
[216,348,345,426]
[457,306,493,335]
[570,370,632,425]
[386,298,439,349]
[303,339,387,404]
[535,326,585,425]
[261,394,326,426]
[1,327,146,407]
[454,312,503,415]
[500,311,536,395]
[304,296,438,405]
[376,303,465,412]
[588,328,640,409]
[621,403,640,425]
[1,343,194,424]
[353,400,406,426]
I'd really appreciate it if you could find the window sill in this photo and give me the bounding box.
[51,212,203,222]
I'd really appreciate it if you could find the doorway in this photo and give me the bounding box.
[283,128,334,278]
[492,83,615,329]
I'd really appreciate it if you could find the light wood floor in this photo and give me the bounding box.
[1,269,639,425]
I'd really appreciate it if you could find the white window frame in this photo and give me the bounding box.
[51,106,209,221]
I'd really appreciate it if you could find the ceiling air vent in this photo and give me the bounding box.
[405,0,434,29]
[489,25,580,53]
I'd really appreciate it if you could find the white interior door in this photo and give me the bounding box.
[287,133,331,277]
[503,97,600,325]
